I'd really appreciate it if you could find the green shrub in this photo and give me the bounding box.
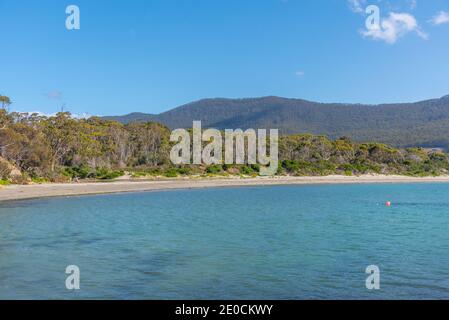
[144,167,162,176]
[250,164,260,173]
[131,171,147,178]
[63,165,92,179]
[206,165,223,174]
[177,167,191,175]
[239,165,254,175]
[282,160,300,173]
[31,177,49,184]
[164,168,178,177]
[95,168,124,180]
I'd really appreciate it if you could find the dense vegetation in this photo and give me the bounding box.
[104,95,449,149]
[2,99,449,184]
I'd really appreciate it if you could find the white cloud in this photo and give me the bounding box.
[45,91,62,100]
[295,71,305,77]
[350,0,420,14]
[348,0,366,14]
[361,12,428,44]
[430,11,449,25]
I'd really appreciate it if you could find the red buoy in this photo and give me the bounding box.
[386,201,392,207]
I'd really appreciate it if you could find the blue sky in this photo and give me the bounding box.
[1,0,449,116]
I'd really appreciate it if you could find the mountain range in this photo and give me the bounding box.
[103,95,449,149]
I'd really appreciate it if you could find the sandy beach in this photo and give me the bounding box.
[1,175,449,202]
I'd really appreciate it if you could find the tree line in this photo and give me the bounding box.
[1,101,449,184]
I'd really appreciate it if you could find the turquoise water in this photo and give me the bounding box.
[0,184,449,299]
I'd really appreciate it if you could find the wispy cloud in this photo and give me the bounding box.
[348,0,429,44]
[350,0,420,13]
[361,12,428,44]
[430,11,449,25]
[348,0,366,14]
[45,90,63,100]
[295,71,305,77]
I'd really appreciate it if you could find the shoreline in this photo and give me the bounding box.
[2,175,449,202]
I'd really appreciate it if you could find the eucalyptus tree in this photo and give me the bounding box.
[0,95,11,110]
[41,112,79,172]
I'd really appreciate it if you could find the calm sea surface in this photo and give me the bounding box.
[1,184,449,299]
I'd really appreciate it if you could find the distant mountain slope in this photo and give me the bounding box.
[103,95,449,149]
[104,112,157,124]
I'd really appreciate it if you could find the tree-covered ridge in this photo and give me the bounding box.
[1,106,449,184]
[104,95,449,149]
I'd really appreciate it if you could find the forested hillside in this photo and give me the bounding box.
[2,103,449,184]
[105,95,449,149]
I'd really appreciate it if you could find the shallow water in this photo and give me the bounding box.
[0,184,449,299]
